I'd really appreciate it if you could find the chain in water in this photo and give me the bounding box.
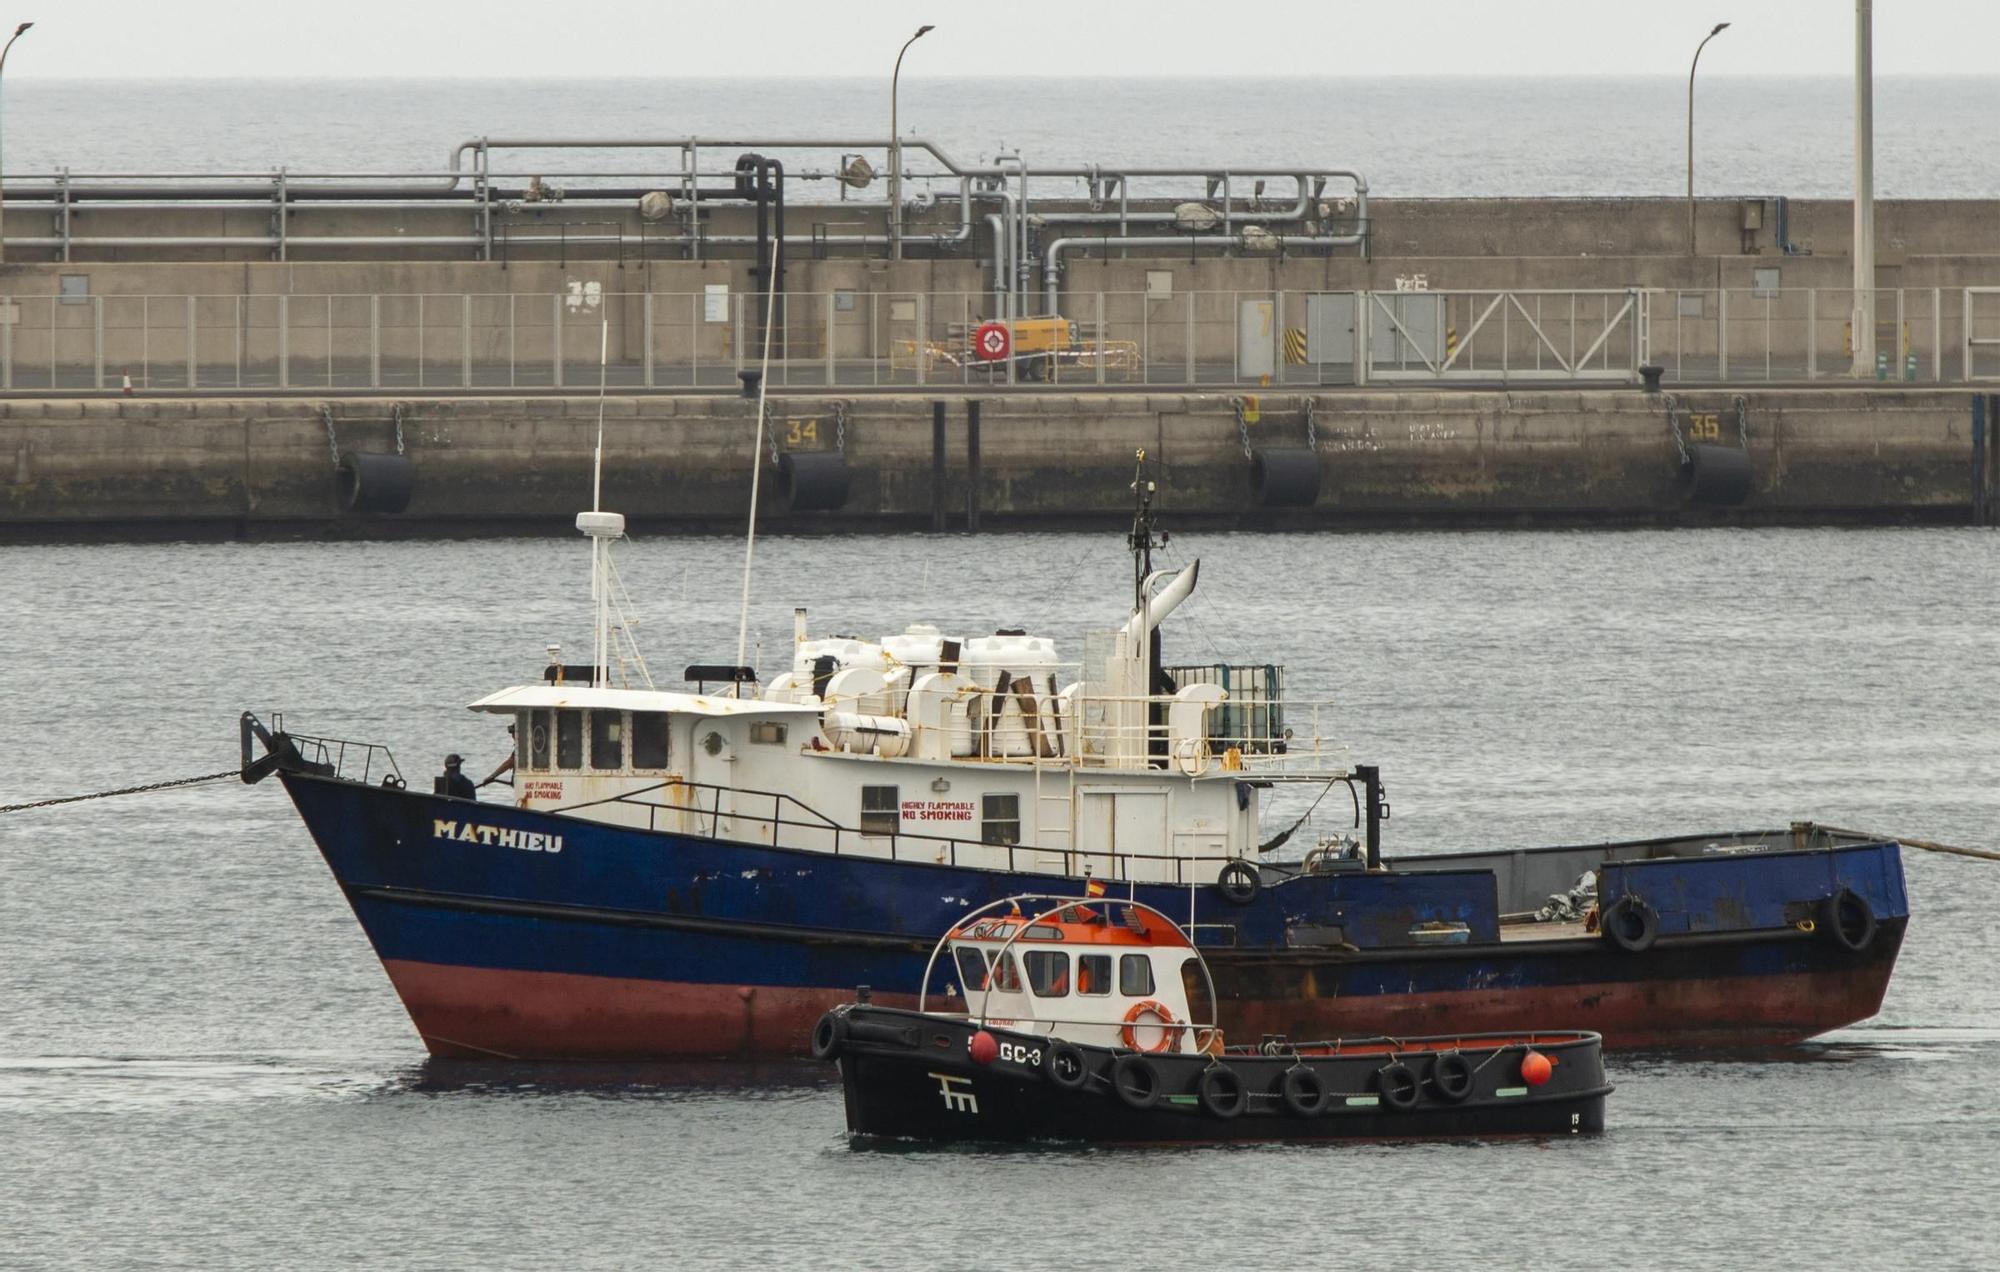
[0,770,239,815]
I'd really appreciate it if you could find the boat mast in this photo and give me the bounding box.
[1128,448,1158,620]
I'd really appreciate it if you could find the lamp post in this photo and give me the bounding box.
[889,23,933,262]
[1851,0,1875,376]
[0,21,33,267]
[1686,21,1729,256]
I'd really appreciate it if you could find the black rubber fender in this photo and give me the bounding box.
[1111,1053,1162,1111]
[1432,1050,1475,1103]
[1216,859,1262,906]
[1375,1061,1421,1111]
[1045,1041,1089,1090]
[809,1010,846,1060]
[1279,1064,1330,1117]
[1824,887,1878,953]
[1681,442,1753,506]
[337,452,415,515]
[1197,1064,1247,1119]
[1251,447,1321,508]
[1602,895,1661,953]
[778,450,852,513]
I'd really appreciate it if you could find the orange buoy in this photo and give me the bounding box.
[968,1029,998,1065]
[1520,1050,1554,1086]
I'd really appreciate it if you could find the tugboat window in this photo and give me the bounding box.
[1025,950,1070,997]
[1076,953,1112,996]
[1180,957,1214,1023]
[1119,953,1155,997]
[981,793,1021,846]
[749,721,788,746]
[555,710,584,769]
[591,711,624,770]
[525,710,551,770]
[860,785,899,836]
[991,951,1022,993]
[631,712,670,768]
[953,947,989,992]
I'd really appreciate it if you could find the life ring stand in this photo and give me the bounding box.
[1120,1000,1184,1053]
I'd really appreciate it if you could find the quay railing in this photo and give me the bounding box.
[3,285,1993,393]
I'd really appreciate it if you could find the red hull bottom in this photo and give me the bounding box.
[383,946,1899,1060]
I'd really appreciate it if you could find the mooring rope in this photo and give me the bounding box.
[1813,827,2000,864]
[0,769,238,815]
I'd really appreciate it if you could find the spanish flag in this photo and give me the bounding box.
[1084,877,1106,898]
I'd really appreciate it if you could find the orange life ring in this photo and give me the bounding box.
[1121,1000,1184,1053]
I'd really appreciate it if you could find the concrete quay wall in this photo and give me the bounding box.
[1,388,1986,539]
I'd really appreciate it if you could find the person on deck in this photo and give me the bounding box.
[439,754,477,800]
[480,724,517,788]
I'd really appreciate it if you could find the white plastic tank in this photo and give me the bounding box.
[792,637,886,698]
[880,624,960,716]
[962,632,1062,757]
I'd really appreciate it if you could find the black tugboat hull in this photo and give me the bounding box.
[826,1007,1609,1146]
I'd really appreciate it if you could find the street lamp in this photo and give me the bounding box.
[1686,21,1729,255]
[0,22,33,267]
[889,24,933,262]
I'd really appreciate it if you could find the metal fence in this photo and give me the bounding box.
[0,286,1989,392]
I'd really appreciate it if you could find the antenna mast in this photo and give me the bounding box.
[733,224,783,680]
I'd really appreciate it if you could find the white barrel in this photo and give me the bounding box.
[823,711,912,759]
[963,633,1061,757]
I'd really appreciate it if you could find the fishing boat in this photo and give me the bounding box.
[240,359,1908,1059]
[819,894,1609,1144]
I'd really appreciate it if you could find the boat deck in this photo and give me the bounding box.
[1498,918,1594,943]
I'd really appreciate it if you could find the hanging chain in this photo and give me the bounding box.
[1302,396,1318,451]
[1662,393,1688,465]
[832,400,848,455]
[764,399,780,467]
[1732,394,1749,448]
[320,405,340,468]
[392,403,407,456]
[1232,397,1253,460]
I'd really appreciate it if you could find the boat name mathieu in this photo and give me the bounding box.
[433,819,565,854]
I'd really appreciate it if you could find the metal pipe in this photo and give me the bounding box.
[1852,0,1876,376]
[1042,229,1367,312]
[0,21,33,266]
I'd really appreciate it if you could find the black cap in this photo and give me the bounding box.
[445,754,463,767]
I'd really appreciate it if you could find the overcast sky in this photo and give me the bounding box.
[4,2,1993,79]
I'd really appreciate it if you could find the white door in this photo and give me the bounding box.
[1236,299,1276,380]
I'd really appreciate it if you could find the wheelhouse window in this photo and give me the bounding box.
[749,721,788,746]
[555,710,584,769]
[860,785,899,836]
[1077,953,1111,996]
[590,710,623,771]
[1180,956,1214,1024]
[1025,950,1070,997]
[631,712,670,768]
[953,946,989,993]
[525,709,552,770]
[991,951,1021,993]
[1119,953,1155,997]
[981,793,1021,846]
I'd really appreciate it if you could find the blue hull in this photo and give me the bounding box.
[280,773,1909,1058]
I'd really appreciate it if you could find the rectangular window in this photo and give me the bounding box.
[555,710,583,769]
[981,793,1021,846]
[1025,950,1070,998]
[954,946,989,993]
[590,711,624,770]
[1076,953,1111,996]
[631,712,670,768]
[749,721,788,746]
[1119,953,1155,997]
[519,711,542,770]
[991,951,1021,993]
[860,785,899,836]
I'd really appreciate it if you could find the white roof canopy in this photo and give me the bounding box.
[470,684,823,718]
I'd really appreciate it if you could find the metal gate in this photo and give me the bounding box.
[1364,289,1643,383]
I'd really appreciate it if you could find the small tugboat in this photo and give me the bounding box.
[817,895,1609,1145]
